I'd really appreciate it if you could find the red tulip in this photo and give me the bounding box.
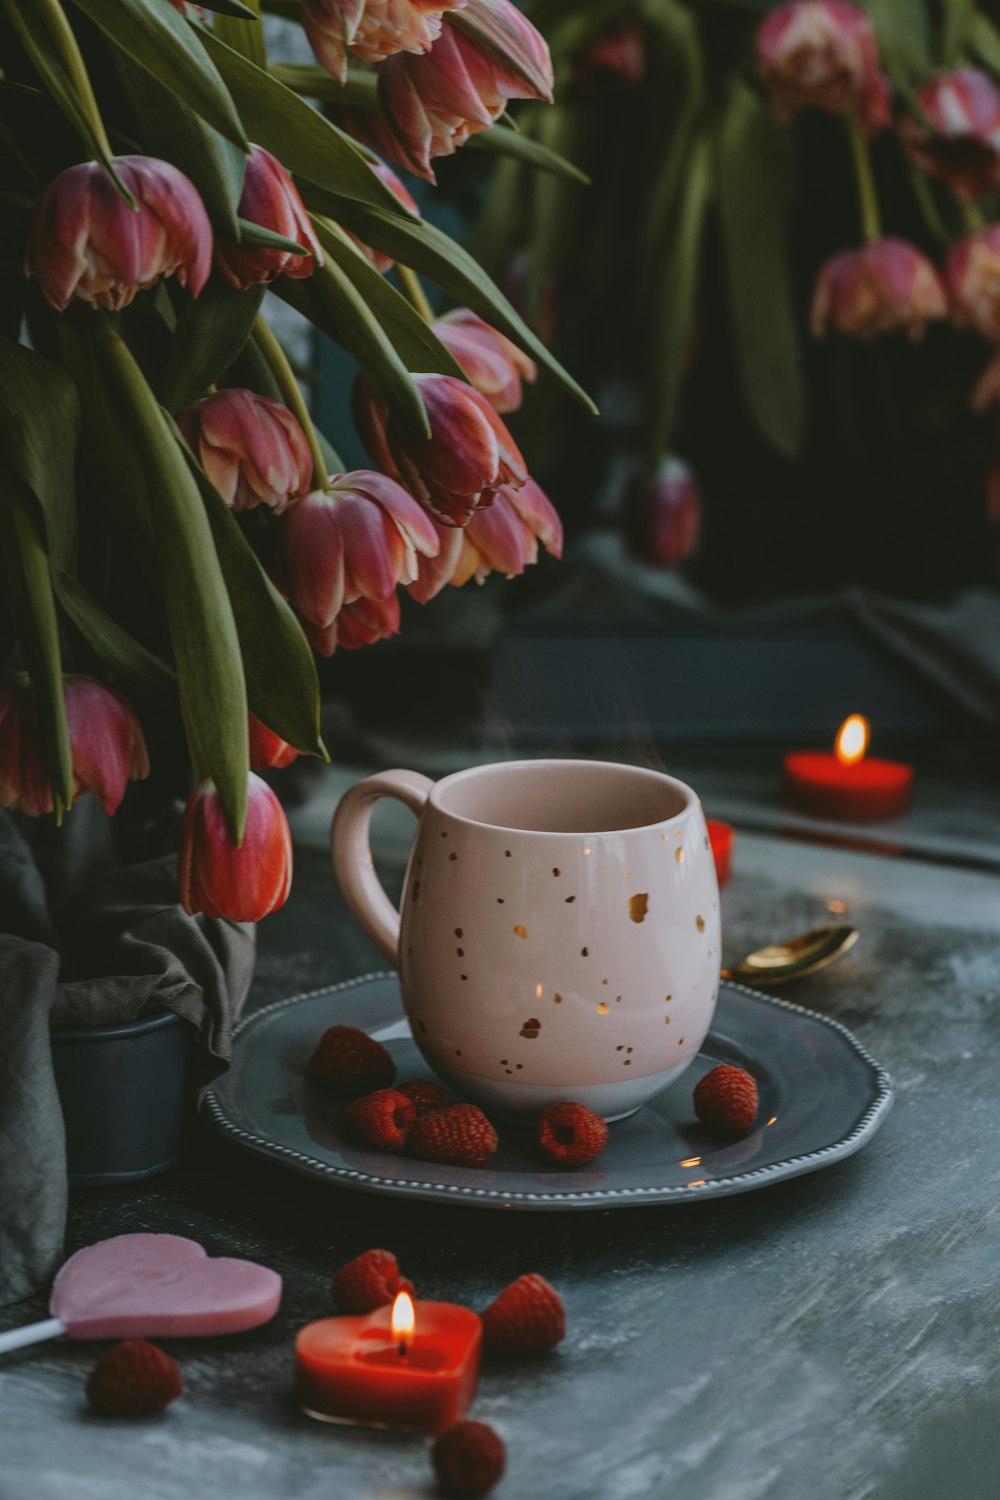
[946,227,1000,341]
[248,715,299,769]
[576,20,645,86]
[25,156,212,312]
[901,68,1000,200]
[280,470,439,635]
[371,0,553,181]
[179,774,292,921]
[215,146,322,291]
[342,162,419,273]
[303,0,465,83]
[431,309,536,413]
[353,372,526,525]
[409,476,561,599]
[178,389,313,513]
[810,238,947,340]
[756,1,890,135]
[303,593,402,654]
[623,460,701,568]
[0,673,149,817]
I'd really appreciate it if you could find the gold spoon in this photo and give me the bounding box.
[721,924,858,987]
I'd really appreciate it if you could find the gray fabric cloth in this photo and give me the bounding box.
[0,805,255,1307]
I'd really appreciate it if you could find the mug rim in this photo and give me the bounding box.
[427,757,698,838]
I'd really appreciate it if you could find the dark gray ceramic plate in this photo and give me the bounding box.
[203,973,892,1211]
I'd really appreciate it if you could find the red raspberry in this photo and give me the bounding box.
[343,1089,415,1150]
[305,1025,395,1095]
[693,1063,758,1139]
[396,1079,454,1116]
[481,1273,565,1355]
[331,1248,414,1313]
[432,1420,506,1497]
[407,1104,498,1168]
[537,1101,608,1166]
[86,1340,183,1417]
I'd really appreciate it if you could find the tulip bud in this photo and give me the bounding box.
[353,372,526,525]
[945,228,1000,341]
[303,593,403,654]
[342,162,419,274]
[372,1,553,181]
[248,716,299,769]
[26,156,212,312]
[408,476,561,599]
[0,673,150,817]
[901,68,1000,200]
[623,460,701,568]
[303,0,466,83]
[179,774,293,921]
[431,309,537,413]
[756,1,890,135]
[215,146,323,291]
[810,238,947,341]
[178,389,313,513]
[279,471,440,634]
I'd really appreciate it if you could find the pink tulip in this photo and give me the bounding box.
[901,69,1000,200]
[303,0,466,83]
[810,238,947,340]
[179,774,292,921]
[431,309,536,413]
[343,161,419,273]
[178,389,313,513]
[248,715,299,769]
[215,146,322,291]
[0,673,149,817]
[353,372,527,525]
[409,476,561,599]
[576,20,645,86]
[623,460,701,568]
[371,0,553,181]
[756,1,890,135]
[946,228,1000,341]
[303,593,402,654]
[25,156,212,312]
[279,471,439,635]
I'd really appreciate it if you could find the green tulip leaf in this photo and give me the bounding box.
[201,0,256,15]
[212,0,267,67]
[465,124,590,184]
[69,0,248,150]
[160,281,264,413]
[237,218,310,255]
[716,81,805,460]
[0,337,80,565]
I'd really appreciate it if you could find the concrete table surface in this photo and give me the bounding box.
[3,817,1000,1500]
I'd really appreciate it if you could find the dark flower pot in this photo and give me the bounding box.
[51,1009,190,1186]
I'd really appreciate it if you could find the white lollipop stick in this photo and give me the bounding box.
[0,1318,65,1354]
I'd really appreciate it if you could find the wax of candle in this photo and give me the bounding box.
[783,715,913,824]
[296,1301,482,1432]
[706,819,733,885]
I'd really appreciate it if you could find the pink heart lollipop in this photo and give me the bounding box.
[0,1234,282,1353]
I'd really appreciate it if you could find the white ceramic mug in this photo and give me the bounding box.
[331,759,720,1120]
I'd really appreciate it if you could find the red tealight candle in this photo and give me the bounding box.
[296,1292,481,1432]
[706,819,734,885]
[783,715,913,823]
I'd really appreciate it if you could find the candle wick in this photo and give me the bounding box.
[398,1340,407,1359]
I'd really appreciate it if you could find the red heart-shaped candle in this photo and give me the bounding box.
[51,1233,282,1339]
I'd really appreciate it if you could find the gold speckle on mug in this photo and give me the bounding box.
[552,867,561,877]
[501,1058,508,1065]
[626,1046,633,1054]
[665,993,673,1003]
[553,993,563,1004]
[513,924,527,939]
[583,847,591,856]
[615,995,622,1004]
[596,1002,610,1016]
[623,1059,631,1066]
[675,847,684,864]
[456,947,464,956]
[623,870,630,878]
[602,978,608,985]
[412,881,421,901]
[505,850,511,858]
[629,893,649,923]
[454,1048,462,1056]
[581,947,589,957]
[454,927,463,938]
[616,1045,624,1051]
[678,1037,685,1046]
[661,833,669,842]
[520,1018,541,1039]
[696,915,705,933]
[565,896,576,904]
[497,897,505,904]
[516,1063,523,1070]
[664,1016,671,1024]
[441,831,447,838]
[448,852,458,862]
[535,983,543,999]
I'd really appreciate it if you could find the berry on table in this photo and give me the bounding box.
[408,1104,499,1168]
[692,1064,759,1139]
[481,1273,565,1355]
[537,1101,608,1165]
[305,1025,396,1094]
[343,1089,416,1150]
[396,1079,454,1116]
[85,1340,182,1417]
[331,1248,413,1313]
[432,1420,506,1496]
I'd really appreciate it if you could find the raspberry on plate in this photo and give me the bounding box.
[395,1079,454,1116]
[305,1024,396,1095]
[407,1104,498,1168]
[537,1101,608,1166]
[432,1420,506,1496]
[86,1340,183,1417]
[693,1063,759,1139]
[481,1273,565,1355]
[343,1089,415,1150]
[331,1248,413,1313]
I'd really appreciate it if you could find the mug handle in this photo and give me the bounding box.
[330,769,434,968]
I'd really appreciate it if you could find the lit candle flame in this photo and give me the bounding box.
[391,1290,415,1357]
[834,714,869,768]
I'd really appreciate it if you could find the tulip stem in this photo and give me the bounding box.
[253,316,329,490]
[36,0,114,161]
[960,198,985,232]
[397,265,435,323]
[845,109,881,244]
